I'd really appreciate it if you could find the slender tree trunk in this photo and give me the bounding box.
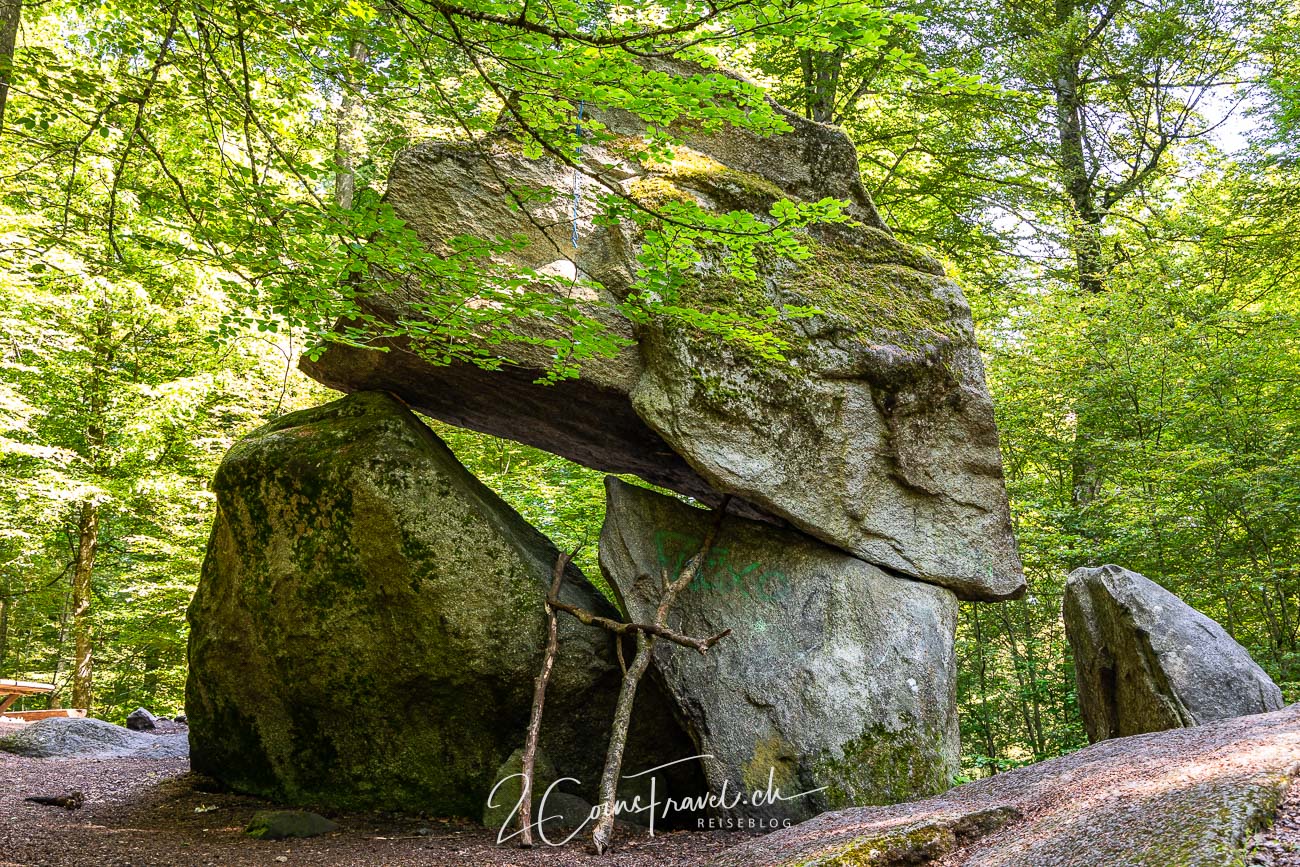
[799,48,843,123]
[591,632,655,853]
[971,605,998,770]
[1019,604,1047,755]
[1051,0,1105,296]
[334,39,369,211]
[0,587,10,676]
[0,0,21,137]
[70,500,99,711]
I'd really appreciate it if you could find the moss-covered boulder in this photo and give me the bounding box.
[300,58,1023,603]
[599,477,960,823]
[186,391,701,815]
[1064,564,1284,742]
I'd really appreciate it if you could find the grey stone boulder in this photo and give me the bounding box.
[1063,564,1285,742]
[186,391,702,816]
[245,810,338,840]
[300,59,1023,602]
[599,477,960,823]
[0,717,188,759]
[125,708,157,731]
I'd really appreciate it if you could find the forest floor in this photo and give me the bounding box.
[0,750,750,867]
[3,711,1300,867]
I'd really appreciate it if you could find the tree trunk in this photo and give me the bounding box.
[799,48,844,124]
[971,605,998,769]
[1052,36,1105,294]
[70,500,99,711]
[334,38,369,211]
[0,588,9,676]
[0,0,20,137]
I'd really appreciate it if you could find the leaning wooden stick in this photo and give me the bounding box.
[517,547,577,847]
[588,497,732,855]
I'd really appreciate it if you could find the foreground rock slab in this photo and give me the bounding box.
[600,477,960,823]
[245,810,338,840]
[713,704,1300,867]
[0,717,188,759]
[301,59,1024,602]
[186,391,699,815]
[1064,564,1284,742]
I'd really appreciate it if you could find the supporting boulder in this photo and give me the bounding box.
[1063,564,1284,742]
[300,58,1024,603]
[599,477,960,823]
[186,391,700,814]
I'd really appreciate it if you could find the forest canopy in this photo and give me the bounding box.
[1,0,1298,774]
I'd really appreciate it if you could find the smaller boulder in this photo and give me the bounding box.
[1063,564,1285,742]
[245,810,339,840]
[482,748,557,832]
[125,708,157,731]
[0,717,188,759]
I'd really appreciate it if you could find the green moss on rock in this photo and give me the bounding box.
[815,723,956,810]
[186,392,631,816]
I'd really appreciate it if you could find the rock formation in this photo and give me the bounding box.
[186,391,701,814]
[299,59,1024,603]
[0,717,188,759]
[713,703,1300,867]
[600,478,960,822]
[191,59,1034,824]
[1063,564,1284,742]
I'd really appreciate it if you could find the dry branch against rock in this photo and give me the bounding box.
[546,597,732,653]
[588,497,732,855]
[517,547,577,848]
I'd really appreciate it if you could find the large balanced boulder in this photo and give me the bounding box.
[300,59,1023,603]
[1063,564,1284,742]
[600,477,960,822]
[186,391,701,815]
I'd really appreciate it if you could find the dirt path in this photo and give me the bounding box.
[0,753,749,866]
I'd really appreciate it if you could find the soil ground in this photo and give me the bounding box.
[0,751,751,867]
[3,712,1299,867]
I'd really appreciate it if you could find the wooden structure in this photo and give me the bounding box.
[0,678,57,715]
[2,709,86,721]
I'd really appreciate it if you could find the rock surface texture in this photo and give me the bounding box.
[0,718,188,759]
[712,704,1300,867]
[186,391,700,815]
[300,59,1024,603]
[600,477,960,822]
[1064,564,1284,742]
